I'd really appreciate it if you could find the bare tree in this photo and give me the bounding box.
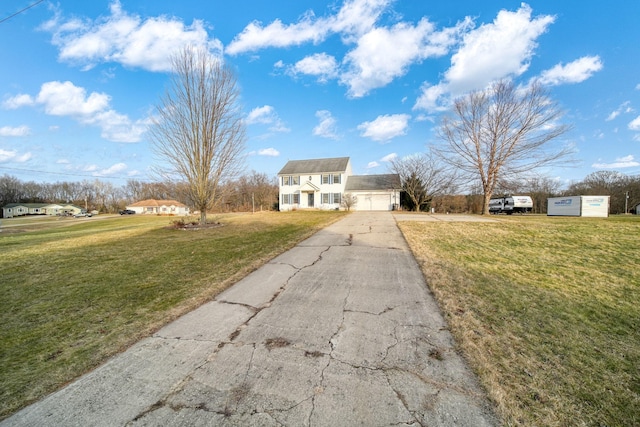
[436,79,572,214]
[389,152,457,212]
[341,193,358,211]
[149,46,246,224]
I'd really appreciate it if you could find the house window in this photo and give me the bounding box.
[292,176,300,185]
[322,175,330,184]
[322,193,329,204]
[282,194,291,204]
[333,193,341,204]
[293,193,300,204]
[333,174,341,184]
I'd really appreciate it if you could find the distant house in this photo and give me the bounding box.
[126,199,190,216]
[277,157,401,211]
[2,203,82,218]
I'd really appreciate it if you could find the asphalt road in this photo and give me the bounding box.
[2,212,498,426]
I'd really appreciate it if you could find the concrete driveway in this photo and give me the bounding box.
[3,212,498,426]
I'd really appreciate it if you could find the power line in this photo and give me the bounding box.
[0,165,152,182]
[0,0,46,25]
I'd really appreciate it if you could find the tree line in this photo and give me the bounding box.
[0,171,278,217]
[401,171,640,215]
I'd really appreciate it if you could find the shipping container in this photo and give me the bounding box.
[547,196,609,217]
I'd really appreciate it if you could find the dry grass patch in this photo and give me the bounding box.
[398,215,640,426]
[0,210,346,419]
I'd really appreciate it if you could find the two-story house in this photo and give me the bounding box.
[278,157,401,211]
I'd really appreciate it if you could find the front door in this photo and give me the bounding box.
[308,193,314,208]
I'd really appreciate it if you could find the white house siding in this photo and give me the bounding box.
[278,157,400,212]
[278,158,350,211]
[279,173,346,211]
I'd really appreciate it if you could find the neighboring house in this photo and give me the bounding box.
[633,203,640,215]
[126,199,190,216]
[277,157,401,211]
[2,203,82,218]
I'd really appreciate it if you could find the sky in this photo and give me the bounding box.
[1,0,639,187]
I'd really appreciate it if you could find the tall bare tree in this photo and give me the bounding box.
[436,79,572,214]
[389,152,457,211]
[149,46,246,224]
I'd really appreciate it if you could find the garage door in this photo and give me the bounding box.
[355,194,391,211]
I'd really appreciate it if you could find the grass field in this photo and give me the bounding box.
[398,215,640,426]
[0,211,345,419]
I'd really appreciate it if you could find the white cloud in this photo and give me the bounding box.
[258,148,280,156]
[0,125,30,137]
[342,18,471,97]
[606,101,633,122]
[341,18,471,98]
[445,4,554,94]
[367,161,380,168]
[44,0,222,72]
[413,82,448,112]
[93,162,128,176]
[89,110,150,142]
[357,114,410,142]
[228,0,469,97]
[226,0,390,55]
[539,56,603,86]
[628,115,640,131]
[607,111,620,121]
[245,105,289,133]
[290,53,338,82]
[226,15,328,55]
[37,81,110,116]
[7,81,146,143]
[313,110,339,139]
[414,4,556,112]
[2,94,34,109]
[0,149,32,163]
[246,105,275,124]
[330,0,392,42]
[380,153,397,162]
[592,155,640,169]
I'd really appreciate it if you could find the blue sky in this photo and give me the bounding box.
[1,0,639,186]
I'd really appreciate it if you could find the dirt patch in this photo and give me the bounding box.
[167,222,224,231]
[264,337,291,351]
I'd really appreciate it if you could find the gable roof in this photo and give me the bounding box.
[128,199,187,207]
[278,157,350,175]
[2,203,49,209]
[345,174,401,191]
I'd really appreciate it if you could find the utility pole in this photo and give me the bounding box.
[625,191,629,214]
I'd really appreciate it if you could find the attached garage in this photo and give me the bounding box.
[354,193,393,211]
[345,174,401,211]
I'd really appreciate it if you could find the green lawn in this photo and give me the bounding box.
[0,211,345,419]
[399,215,640,427]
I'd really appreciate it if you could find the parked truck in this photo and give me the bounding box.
[489,195,533,214]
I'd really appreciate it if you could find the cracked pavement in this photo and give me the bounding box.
[2,212,498,427]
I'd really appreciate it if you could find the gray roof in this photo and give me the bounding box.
[278,157,350,175]
[345,174,401,191]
